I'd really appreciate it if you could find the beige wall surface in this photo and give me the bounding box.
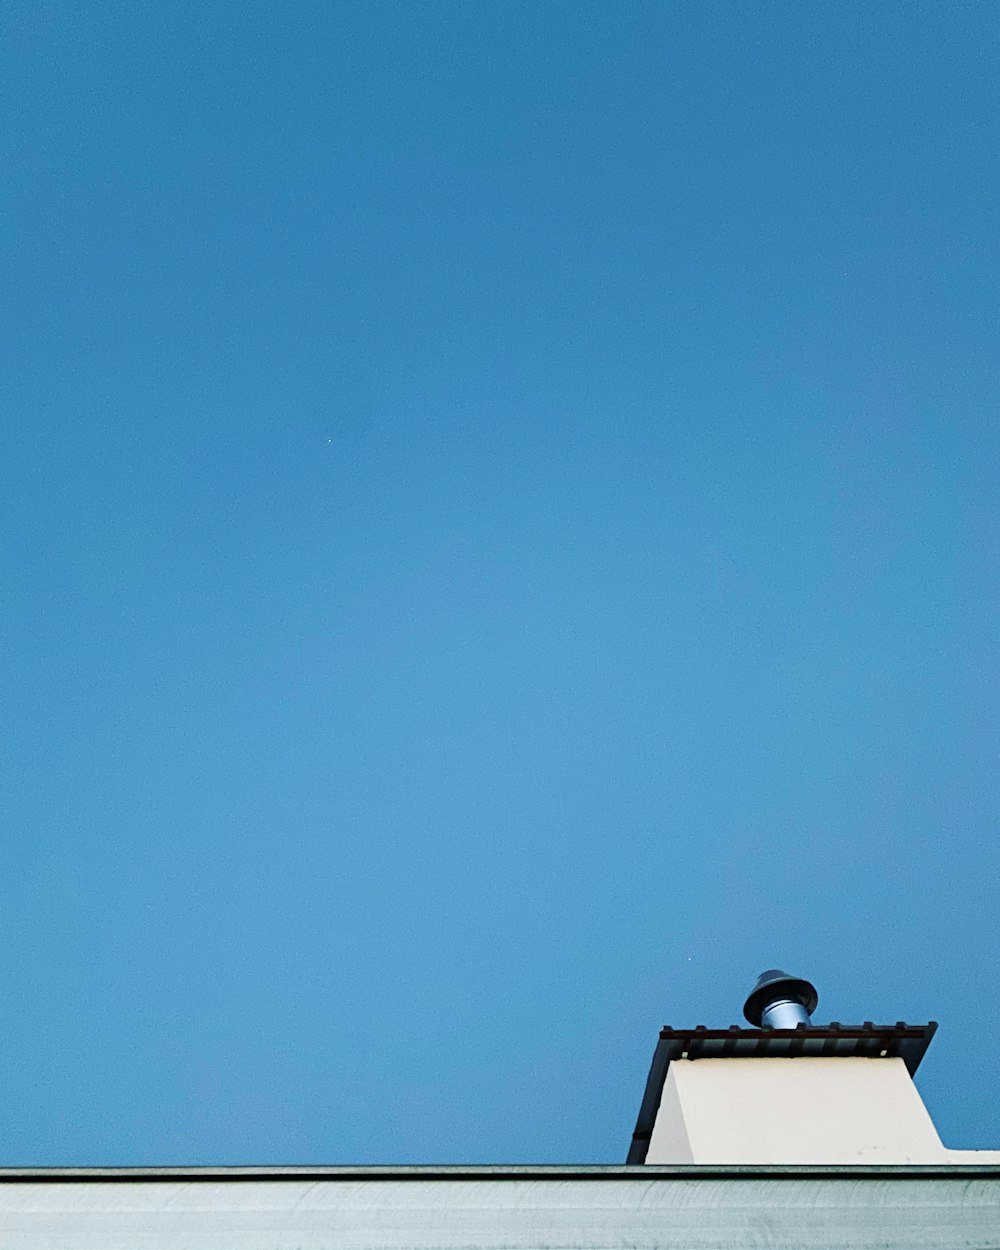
[646,1057,954,1164]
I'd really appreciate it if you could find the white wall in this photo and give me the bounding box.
[646,1057,953,1164]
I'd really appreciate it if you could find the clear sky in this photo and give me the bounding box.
[2,1,998,1165]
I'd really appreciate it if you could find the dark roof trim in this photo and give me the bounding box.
[0,1163,996,1183]
[628,1021,938,1164]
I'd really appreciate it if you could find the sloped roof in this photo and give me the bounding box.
[0,1165,996,1250]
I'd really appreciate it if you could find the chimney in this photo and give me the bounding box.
[742,968,818,1029]
[628,970,960,1165]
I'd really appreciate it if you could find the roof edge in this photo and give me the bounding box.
[0,1164,998,1182]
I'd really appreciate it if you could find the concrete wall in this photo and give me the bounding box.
[645,1057,972,1165]
[0,1168,998,1250]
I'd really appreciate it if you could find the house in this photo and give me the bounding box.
[2,970,996,1250]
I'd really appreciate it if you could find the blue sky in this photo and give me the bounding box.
[1,1,998,1164]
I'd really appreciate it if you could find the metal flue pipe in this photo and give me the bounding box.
[743,969,819,1029]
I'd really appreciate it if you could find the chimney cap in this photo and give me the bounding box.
[743,968,819,1027]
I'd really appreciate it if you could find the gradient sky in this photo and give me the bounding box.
[2,1,998,1165]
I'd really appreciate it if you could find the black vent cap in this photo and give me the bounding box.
[743,968,819,1027]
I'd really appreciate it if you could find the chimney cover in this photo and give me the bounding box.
[743,969,819,1027]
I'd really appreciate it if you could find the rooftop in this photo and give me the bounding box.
[0,1164,998,1250]
[628,1021,938,1164]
